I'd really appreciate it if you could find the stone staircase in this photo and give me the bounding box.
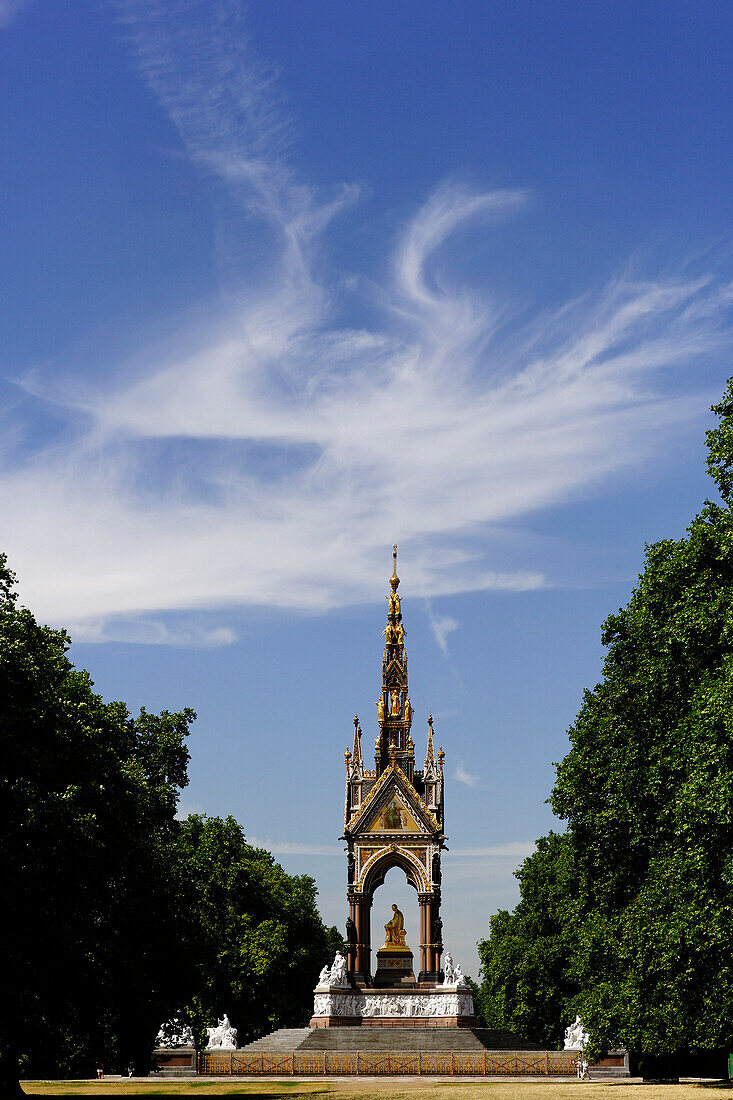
[238,1025,544,1056]
[239,1029,310,1052]
[299,1028,542,1052]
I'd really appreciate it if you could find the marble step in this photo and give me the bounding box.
[239,1029,310,1052]
[300,1028,542,1052]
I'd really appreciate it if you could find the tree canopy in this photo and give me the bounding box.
[178,815,342,1048]
[478,379,733,1061]
[0,554,195,1092]
[0,556,339,1094]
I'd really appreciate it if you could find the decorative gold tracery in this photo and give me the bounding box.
[346,761,440,834]
[356,843,430,893]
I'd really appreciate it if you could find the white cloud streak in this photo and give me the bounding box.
[450,842,536,858]
[453,761,480,788]
[248,838,341,857]
[425,599,460,656]
[446,840,537,882]
[1,2,732,642]
[72,617,237,647]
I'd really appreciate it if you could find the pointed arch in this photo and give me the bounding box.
[360,845,429,896]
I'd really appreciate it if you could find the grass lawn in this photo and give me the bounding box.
[21,1080,733,1100]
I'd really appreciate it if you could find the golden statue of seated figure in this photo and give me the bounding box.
[383,904,407,948]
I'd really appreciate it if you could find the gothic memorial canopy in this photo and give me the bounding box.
[342,546,446,986]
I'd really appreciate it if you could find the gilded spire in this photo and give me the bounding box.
[352,715,363,768]
[375,545,413,777]
[425,714,435,765]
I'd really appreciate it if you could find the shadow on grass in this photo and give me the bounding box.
[23,1092,332,1099]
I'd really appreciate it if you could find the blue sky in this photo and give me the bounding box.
[2,1,732,979]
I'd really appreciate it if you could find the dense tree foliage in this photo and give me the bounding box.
[0,557,339,1094]
[476,832,579,1047]
[0,555,195,1093]
[478,380,733,1062]
[178,815,342,1047]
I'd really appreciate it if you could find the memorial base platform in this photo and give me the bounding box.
[199,1030,630,1077]
[310,984,474,1027]
[198,1028,589,1076]
[153,1046,197,1076]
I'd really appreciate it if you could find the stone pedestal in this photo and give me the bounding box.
[310,984,474,1027]
[153,1047,197,1077]
[374,945,414,986]
[418,969,442,983]
[565,1048,630,1078]
[589,1050,630,1078]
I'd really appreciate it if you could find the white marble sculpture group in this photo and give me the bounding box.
[563,1015,589,1051]
[441,951,465,987]
[155,1017,195,1049]
[316,948,467,992]
[317,950,349,988]
[205,1013,238,1050]
[564,1016,591,1079]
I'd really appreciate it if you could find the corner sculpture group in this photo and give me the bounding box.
[204,1015,238,1051]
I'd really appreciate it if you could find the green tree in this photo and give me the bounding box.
[0,556,195,1095]
[177,814,341,1046]
[478,379,733,1062]
[477,832,579,1046]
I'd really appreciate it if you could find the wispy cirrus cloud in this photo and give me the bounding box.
[440,836,537,888]
[248,838,341,857]
[116,0,358,275]
[453,761,480,788]
[445,840,537,883]
[74,616,237,648]
[1,2,732,643]
[425,599,460,656]
[451,842,536,858]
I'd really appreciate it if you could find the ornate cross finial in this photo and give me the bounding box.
[390,543,400,592]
